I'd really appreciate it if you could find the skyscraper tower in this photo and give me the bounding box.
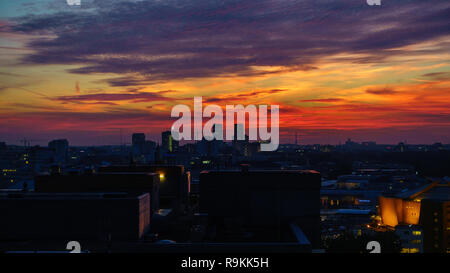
[48,139,69,164]
[132,133,146,161]
[162,131,178,153]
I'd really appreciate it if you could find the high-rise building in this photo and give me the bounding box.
[233,123,244,141]
[131,134,157,163]
[212,124,223,140]
[132,133,145,144]
[420,199,450,253]
[143,140,156,162]
[132,133,146,160]
[161,131,178,153]
[232,123,248,155]
[197,124,224,156]
[48,139,69,163]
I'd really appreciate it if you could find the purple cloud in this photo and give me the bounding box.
[54,90,176,103]
[8,0,450,87]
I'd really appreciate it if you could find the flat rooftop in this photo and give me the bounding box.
[201,169,320,174]
[0,192,147,200]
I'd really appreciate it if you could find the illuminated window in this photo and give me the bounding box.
[401,248,419,253]
[412,231,421,236]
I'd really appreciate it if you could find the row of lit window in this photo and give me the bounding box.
[321,199,341,206]
[401,248,419,253]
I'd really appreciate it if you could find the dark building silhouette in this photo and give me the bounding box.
[197,138,223,157]
[232,123,246,154]
[199,168,321,247]
[132,133,145,145]
[396,142,407,152]
[48,139,69,163]
[0,192,150,241]
[196,123,224,157]
[131,133,157,163]
[419,198,449,253]
[98,165,190,211]
[35,172,160,213]
[143,140,156,162]
[132,133,146,162]
[161,131,178,153]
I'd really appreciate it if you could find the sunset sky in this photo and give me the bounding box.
[0,0,449,145]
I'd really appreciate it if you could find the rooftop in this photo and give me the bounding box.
[395,180,450,200]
